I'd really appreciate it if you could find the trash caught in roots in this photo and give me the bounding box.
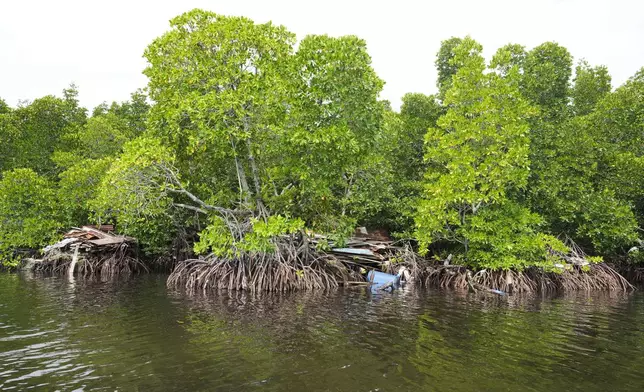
[167,238,365,292]
[24,226,148,278]
[167,230,635,293]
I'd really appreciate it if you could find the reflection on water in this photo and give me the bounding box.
[1,273,643,391]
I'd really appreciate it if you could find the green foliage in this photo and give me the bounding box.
[593,71,644,232]
[57,158,114,225]
[0,87,87,176]
[571,60,611,116]
[144,9,296,220]
[575,189,639,253]
[193,216,235,256]
[461,201,569,271]
[106,89,150,135]
[397,93,442,180]
[78,115,133,157]
[143,9,385,246]
[54,114,131,168]
[195,215,304,256]
[0,98,9,114]
[435,37,464,99]
[283,34,384,229]
[90,137,177,252]
[143,10,293,151]
[416,37,552,269]
[0,107,18,173]
[242,215,304,252]
[417,37,532,230]
[0,169,62,265]
[528,68,642,256]
[591,68,644,161]
[491,44,526,77]
[627,243,644,265]
[54,91,150,169]
[374,94,442,233]
[522,42,573,114]
[1,12,642,271]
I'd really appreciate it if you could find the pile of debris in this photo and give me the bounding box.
[27,226,147,277]
[43,226,131,252]
[168,227,418,293]
[308,227,409,271]
[306,227,425,290]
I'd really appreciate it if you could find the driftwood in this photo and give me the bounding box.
[30,226,147,277]
[308,232,404,270]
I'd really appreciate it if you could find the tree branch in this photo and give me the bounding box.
[173,203,208,214]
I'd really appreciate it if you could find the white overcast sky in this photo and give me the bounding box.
[1,0,643,111]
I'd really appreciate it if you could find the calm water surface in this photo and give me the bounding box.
[1,273,644,391]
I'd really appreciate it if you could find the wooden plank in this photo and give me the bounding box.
[87,237,128,246]
[331,248,376,256]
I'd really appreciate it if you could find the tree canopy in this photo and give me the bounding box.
[0,9,642,271]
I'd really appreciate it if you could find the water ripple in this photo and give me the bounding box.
[1,274,644,391]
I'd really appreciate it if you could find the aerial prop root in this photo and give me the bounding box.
[167,235,635,293]
[408,263,633,293]
[167,239,363,292]
[31,243,148,278]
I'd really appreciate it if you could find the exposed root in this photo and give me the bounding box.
[617,266,644,285]
[32,243,148,278]
[384,236,635,294]
[168,240,362,292]
[168,234,635,293]
[407,263,633,293]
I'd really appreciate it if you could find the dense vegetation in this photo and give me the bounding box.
[1,9,642,272]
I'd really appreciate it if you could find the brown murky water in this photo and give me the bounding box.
[1,273,643,391]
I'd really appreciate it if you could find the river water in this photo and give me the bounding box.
[1,273,644,391]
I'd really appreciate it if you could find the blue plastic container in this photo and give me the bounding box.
[367,270,394,285]
[367,270,401,291]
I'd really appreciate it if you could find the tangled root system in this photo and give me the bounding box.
[168,236,635,294]
[408,263,633,293]
[168,240,363,292]
[32,244,148,278]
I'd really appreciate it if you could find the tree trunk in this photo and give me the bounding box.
[230,136,250,205]
[460,205,469,258]
[246,137,266,215]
